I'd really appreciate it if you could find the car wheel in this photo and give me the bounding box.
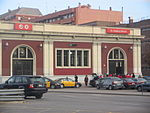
[137,86,142,92]
[35,94,43,99]
[51,85,55,89]
[124,85,128,89]
[24,95,27,99]
[108,85,113,90]
[60,84,64,88]
[76,84,80,88]
[96,85,100,89]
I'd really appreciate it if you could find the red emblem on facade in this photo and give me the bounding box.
[14,23,32,31]
[106,28,130,34]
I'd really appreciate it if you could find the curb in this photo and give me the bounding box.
[48,90,150,97]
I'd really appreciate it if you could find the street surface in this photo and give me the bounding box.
[49,86,150,96]
[0,90,150,113]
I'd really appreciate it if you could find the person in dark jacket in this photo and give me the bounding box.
[84,75,89,86]
[74,75,78,82]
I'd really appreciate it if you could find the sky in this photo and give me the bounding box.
[0,0,150,23]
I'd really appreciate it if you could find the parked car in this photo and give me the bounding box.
[89,75,99,87]
[132,78,147,85]
[136,81,150,92]
[55,78,82,88]
[122,78,136,89]
[0,75,47,99]
[96,77,124,90]
[42,77,63,89]
[143,76,150,82]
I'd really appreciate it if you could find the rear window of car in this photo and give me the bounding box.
[138,78,146,82]
[125,79,134,82]
[112,77,122,81]
[144,77,150,80]
[29,77,45,83]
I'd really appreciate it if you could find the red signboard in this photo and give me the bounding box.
[14,23,32,31]
[106,28,130,34]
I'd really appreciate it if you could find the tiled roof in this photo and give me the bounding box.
[16,7,42,16]
[0,7,42,19]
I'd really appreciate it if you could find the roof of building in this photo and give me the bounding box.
[32,4,123,24]
[113,19,150,28]
[0,7,42,20]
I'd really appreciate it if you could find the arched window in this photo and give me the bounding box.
[13,46,33,59]
[109,49,124,60]
[12,46,34,75]
[108,49,125,75]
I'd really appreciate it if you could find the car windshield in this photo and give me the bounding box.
[112,77,122,81]
[29,77,45,83]
[55,79,62,83]
[138,78,146,82]
[132,78,137,81]
[144,76,150,80]
[125,79,134,82]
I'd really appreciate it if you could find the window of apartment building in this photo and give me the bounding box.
[63,15,68,19]
[45,19,49,23]
[18,17,22,20]
[56,49,90,68]
[142,27,150,32]
[69,13,74,18]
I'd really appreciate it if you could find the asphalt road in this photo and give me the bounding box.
[0,92,150,113]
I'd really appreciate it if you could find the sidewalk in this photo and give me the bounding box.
[48,86,150,96]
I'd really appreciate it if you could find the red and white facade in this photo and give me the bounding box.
[0,21,144,82]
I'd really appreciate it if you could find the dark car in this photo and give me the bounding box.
[132,78,147,85]
[55,78,82,88]
[42,77,63,89]
[136,81,150,92]
[96,77,124,90]
[0,75,47,99]
[89,75,99,87]
[122,78,136,89]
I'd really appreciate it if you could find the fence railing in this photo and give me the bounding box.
[0,89,25,101]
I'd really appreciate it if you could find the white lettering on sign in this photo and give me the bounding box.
[106,28,130,34]
[18,24,24,29]
[14,23,32,31]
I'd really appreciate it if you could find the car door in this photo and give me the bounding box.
[99,79,105,88]
[62,79,68,87]
[14,76,27,89]
[68,78,75,87]
[102,79,107,88]
[143,83,150,90]
[5,76,16,89]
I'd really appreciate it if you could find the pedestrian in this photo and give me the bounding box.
[66,76,68,80]
[74,75,78,82]
[84,75,89,86]
[132,73,135,78]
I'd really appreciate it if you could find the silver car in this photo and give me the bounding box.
[96,77,124,90]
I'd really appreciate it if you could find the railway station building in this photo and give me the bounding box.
[0,21,144,82]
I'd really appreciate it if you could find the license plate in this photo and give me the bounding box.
[39,84,43,87]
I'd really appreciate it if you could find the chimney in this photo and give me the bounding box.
[128,17,134,24]
[121,7,123,12]
[109,7,112,11]
[78,2,81,7]
[87,4,91,8]
[8,9,11,13]
[68,6,70,9]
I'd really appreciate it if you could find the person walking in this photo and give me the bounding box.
[84,75,89,86]
[74,75,78,82]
